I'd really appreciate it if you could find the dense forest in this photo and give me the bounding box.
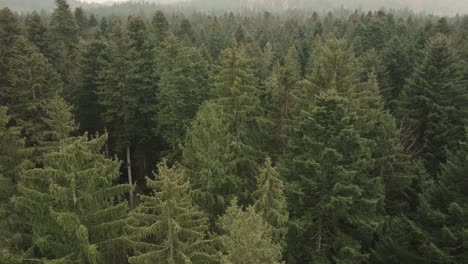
[0,0,467,263]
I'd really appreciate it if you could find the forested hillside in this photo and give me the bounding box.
[0,0,467,263]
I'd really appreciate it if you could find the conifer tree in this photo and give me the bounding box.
[282,89,384,264]
[98,19,156,207]
[210,43,264,204]
[254,157,288,245]
[1,36,63,146]
[398,33,468,175]
[0,107,31,261]
[413,135,468,263]
[25,12,50,58]
[156,35,209,158]
[151,10,169,46]
[76,32,106,134]
[182,102,234,221]
[13,134,130,264]
[0,8,21,90]
[218,199,283,264]
[264,45,302,156]
[49,0,79,100]
[126,161,218,264]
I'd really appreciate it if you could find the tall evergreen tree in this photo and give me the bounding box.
[76,32,106,134]
[218,199,284,264]
[398,33,468,175]
[1,36,62,147]
[126,161,217,264]
[182,102,234,221]
[49,0,79,100]
[254,157,288,245]
[0,107,31,262]
[151,10,169,46]
[0,8,21,91]
[282,89,384,264]
[156,35,209,159]
[13,135,130,264]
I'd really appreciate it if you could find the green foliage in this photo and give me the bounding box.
[282,89,384,264]
[398,33,468,175]
[254,157,288,246]
[0,107,31,260]
[126,161,218,264]
[218,199,284,264]
[156,34,209,158]
[182,102,234,221]
[13,134,130,263]
[1,36,62,146]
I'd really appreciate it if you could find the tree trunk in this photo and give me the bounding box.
[127,145,134,208]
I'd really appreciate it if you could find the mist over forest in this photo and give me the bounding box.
[2,0,468,14]
[1,0,468,263]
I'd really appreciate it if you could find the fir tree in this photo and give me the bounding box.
[282,89,384,264]
[182,102,234,221]
[0,8,21,90]
[1,36,62,146]
[254,157,288,245]
[0,107,31,261]
[76,32,106,134]
[126,161,218,264]
[49,0,79,100]
[151,10,169,46]
[218,199,284,264]
[25,12,50,58]
[398,33,468,175]
[210,43,264,204]
[13,134,130,264]
[156,35,209,159]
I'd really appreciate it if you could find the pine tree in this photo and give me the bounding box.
[39,95,77,152]
[126,161,218,264]
[182,102,234,221]
[49,0,79,101]
[282,89,384,264]
[210,43,264,204]
[207,16,224,60]
[218,199,284,264]
[412,135,468,263]
[25,12,50,58]
[151,10,169,46]
[0,8,21,91]
[264,45,302,157]
[178,18,196,44]
[76,33,106,134]
[398,33,468,175]
[254,157,288,245]
[98,19,156,207]
[1,36,63,146]
[0,107,31,261]
[156,35,209,159]
[13,134,130,264]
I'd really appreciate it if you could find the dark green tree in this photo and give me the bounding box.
[156,35,209,159]
[126,161,218,264]
[1,36,62,147]
[0,107,31,262]
[49,0,79,100]
[398,33,468,175]
[282,89,384,264]
[254,157,288,246]
[151,10,169,46]
[13,135,130,264]
[182,102,234,221]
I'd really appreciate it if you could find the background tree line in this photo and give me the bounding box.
[0,0,467,263]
